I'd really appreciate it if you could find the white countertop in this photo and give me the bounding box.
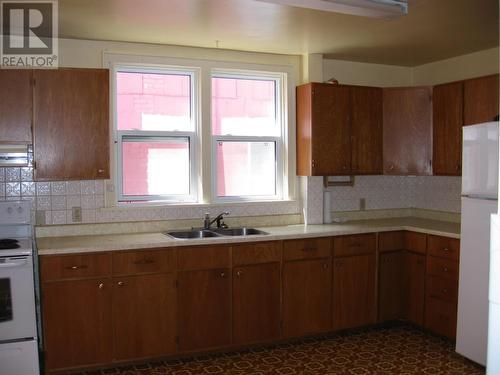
[36,217,460,255]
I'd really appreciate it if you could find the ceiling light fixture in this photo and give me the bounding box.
[255,0,408,18]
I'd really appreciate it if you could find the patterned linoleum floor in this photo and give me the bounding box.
[73,324,484,375]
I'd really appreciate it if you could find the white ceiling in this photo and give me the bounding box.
[58,0,499,66]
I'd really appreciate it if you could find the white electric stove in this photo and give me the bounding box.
[0,201,40,375]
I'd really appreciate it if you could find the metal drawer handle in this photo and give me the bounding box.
[443,267,449,272]
[67,265,88,270]
[442,247,450,252]
[236,270,243,277]
[117,281,125,286]
[134,258,155,265]
[220,272,226,278]
[98,282,104,289]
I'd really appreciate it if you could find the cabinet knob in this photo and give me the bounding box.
[236,270,243,277]
[323,263,329,269]
[220,272,226,278]
[342,165,347,170]
[98,282,104,289]
[98,169,105,173]
[455,164,460,171]
[117,281,125,286]
[442,288,448,294]
[442,247,450,252]
[66,264,88,270]
[312,160,316,168]
[443,267,448,272]
[389,164,394,171]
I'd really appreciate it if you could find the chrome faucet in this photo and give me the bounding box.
[203,211,229,229]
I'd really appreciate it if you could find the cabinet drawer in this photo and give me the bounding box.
[41,253,111,282]
[426,256,459,281]
[178,245,230,270]
[283,237,332,261]
[112,249,176,276]
[232,241,281,266]
[428,235,460,261]
[378,231,404,252]
[334,234,376,257]
[426,275,458,302]
[405,231,427,254]
[425,296,457,339]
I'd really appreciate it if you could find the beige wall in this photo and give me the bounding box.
[323,58,413,87]
[413,47,499,86]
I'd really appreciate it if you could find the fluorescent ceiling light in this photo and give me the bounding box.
[256,0,408,18]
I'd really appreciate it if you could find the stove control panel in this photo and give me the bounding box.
[0,201,32,225]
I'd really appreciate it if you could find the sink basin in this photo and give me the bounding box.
[165,230,222,239]
[164,227,269,239]
[212,227,269,236]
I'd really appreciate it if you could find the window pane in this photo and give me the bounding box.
[216,141,276,197]
[212,77,278,136]
[117,72,191,131]
[122,138,190,197]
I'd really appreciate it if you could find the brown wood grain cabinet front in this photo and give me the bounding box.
[382,87,433,175]
[464,74,499,125]
[378,251,404,322]
[233,263,281,344]
[349,86,383,174]
[296,83,382,176]
[112,273,176,360]
[0,69,33,143]
[296,83,351,176]
[283,257,332,337]
[432,81,464,175]
[178,266,232,351]
[33,68,110,181]
[42,278,113,371]
[404,251,426,326]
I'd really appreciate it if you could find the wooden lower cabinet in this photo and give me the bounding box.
[403,252,426,325]
[178,268,232,351]
[233,263,281,344]
[112,273,176,360]
[333,254,376,330]
[283,258,332,337]
[43,279,113,371]
[378,251,403,322]
[425,297,457,339]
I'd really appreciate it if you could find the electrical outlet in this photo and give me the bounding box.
[72,207,82,222]
[360,198,366,211]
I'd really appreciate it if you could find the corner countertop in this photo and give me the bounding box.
[36,217,460,256]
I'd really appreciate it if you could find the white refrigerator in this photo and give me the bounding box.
[456,121,499,366]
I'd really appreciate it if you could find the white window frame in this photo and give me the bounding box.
[211,70,285,202]
[114,65,199,203]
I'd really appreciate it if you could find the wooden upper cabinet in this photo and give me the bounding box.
[33,68,110,181]
[433,81,463,175]
[350,86,383,174]
[383,87,433,175]
[0,69,33,143]
[296,83,351,176]
[464,74,499,125]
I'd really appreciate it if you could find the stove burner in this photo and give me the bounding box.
[0,239,20,250]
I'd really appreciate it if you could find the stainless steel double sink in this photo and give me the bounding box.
[164,227,269,239]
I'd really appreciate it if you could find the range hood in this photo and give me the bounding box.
[0,144,30,167]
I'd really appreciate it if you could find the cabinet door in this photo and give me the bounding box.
[433,81,463,175]
[33,68,109,180]
[351,86,383,174]
[233,263,281,344]
[112,274,176,360]
[283,258,332,337]
[464,74,499,125]
[0,69,32,143]
[383,87,432,175]
[404,252,426,325]
[333,254,376,330]
[378,251,403,322]
[178,268,231,351]
[308,83,351,175]
[42,279,112,371]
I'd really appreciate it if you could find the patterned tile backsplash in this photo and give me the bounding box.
[0,167,462,226]
[327,175,462,213]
